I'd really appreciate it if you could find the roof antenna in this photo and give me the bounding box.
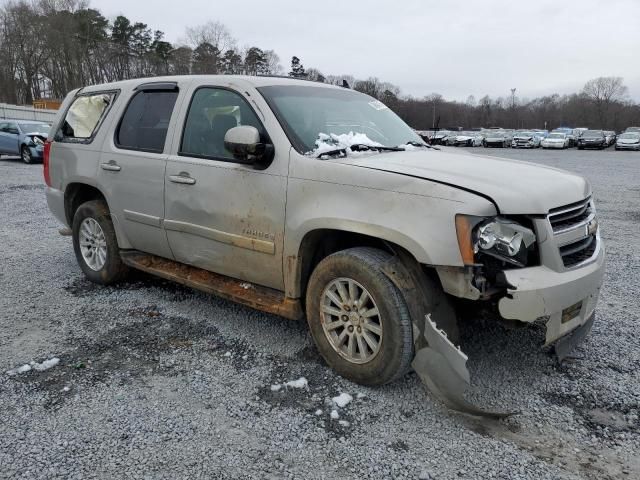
[341,79,350,89]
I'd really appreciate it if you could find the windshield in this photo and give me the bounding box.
[583,130,603,137]
[19,123,49,134]
[516,131,533,136]
[620,133,640,139]
[257,85,422,154]
[548,133,565,139]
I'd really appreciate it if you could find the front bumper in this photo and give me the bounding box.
[542,142,565,149]
[498,243,605,344]
[616,143,640,150]
[29,145,44,159]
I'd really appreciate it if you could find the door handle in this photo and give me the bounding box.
[100,161,121,172]
[169,173,196,185]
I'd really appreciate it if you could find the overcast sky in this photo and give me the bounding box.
[91,0,640,102]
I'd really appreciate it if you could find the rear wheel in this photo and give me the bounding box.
[21,145,33,164]
[305,247,413,386]
[72,200,129,285]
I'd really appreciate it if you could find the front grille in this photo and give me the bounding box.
[548,197,592,233]
[560,236,597,267]
[548,197,598,268]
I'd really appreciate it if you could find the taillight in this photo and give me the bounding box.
[43,140,52,187]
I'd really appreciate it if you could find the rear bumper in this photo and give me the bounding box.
[498,244,605,344]
[46,186,67,226]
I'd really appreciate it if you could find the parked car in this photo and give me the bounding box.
[604,131,616,146]
[577,130,607,149]
[429,130,451,145]
[0,119,50,163]
[541,132,570,149]
[624,126,640,134]
[615,132,640,151]
[44,75,605,414]
[552,128,577,147]
[511,131,541,148]
[446,131,483,147]
[483,130,510,147]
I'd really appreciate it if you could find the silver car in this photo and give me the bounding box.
[45,76,605,414]
[0,119,50,163]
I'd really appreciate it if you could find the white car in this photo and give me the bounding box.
[511,131,541,148]
[615,132,640,151]
[541,132,570,149]
[446,131,483,147]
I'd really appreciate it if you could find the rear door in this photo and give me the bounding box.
[163,83,287,290]
[0,122,20,154]
[97,82,184,259]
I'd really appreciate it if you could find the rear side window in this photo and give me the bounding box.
[58,93,115,142]
[116,90,178,153]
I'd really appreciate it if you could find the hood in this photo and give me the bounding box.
[337,149,590,214]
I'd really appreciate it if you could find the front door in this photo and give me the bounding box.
[164,86,287,291]
[0,122,20,154]
[97,84,183,259]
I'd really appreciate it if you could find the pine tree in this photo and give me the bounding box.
[288,56,306,78]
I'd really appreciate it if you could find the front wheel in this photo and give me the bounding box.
[305,247,413,386]
[72,200,129,285]
[21,146,33,164]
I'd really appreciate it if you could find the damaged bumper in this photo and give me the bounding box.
[498,243,604,345]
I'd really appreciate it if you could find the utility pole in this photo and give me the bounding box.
[510,88,517,129]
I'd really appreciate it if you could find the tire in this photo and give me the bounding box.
[305,247,413,386]
[21,145,33,164]
[72,200,128,285]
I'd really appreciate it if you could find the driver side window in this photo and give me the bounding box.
[180,87,265,161]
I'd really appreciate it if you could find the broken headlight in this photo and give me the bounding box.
[456,215,536,267]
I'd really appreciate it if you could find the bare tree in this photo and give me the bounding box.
[184,21,235,53]
[582,76,628,127]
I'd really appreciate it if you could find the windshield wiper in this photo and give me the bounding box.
[317,144,404,158]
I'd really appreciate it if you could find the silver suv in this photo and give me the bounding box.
[44,76,604,413]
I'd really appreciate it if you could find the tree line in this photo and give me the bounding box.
[1,1,638,131]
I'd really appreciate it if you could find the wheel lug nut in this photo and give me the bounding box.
[348,325,354,333]
[341,315,348,321]
[357,326,362,333]
[344,306,350,312]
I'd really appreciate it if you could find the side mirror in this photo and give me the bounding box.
[224,125,273,165]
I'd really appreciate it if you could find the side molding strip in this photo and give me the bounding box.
[123,209,162,227]
[163,219,276,255]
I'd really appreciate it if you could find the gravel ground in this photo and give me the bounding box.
[0,147,638,479]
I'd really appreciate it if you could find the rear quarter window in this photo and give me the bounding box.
[57,92,116,143]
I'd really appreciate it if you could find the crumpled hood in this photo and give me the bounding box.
[338,149,590,214]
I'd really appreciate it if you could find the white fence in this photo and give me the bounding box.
[0,103,58,123]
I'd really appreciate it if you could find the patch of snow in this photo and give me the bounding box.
[330,410,340,420]
[332,393,353,408]
[224,351,232,357]
[6,357,60,376]
[33,358,60,371]
[241,355,248,361]
[397,143,419,151]
[6,364,31,376]
[312,131,383,157]
[338,420,351,427]
[285,377,308,389]
[239,283,252,290]
[270,384,282,392]
[356,392,367,399]
[62,386,70,392]
[315,409,323,416]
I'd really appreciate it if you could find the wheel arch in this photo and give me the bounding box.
[285,225,432,300]
[63,182,129,249]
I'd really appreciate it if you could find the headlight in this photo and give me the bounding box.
[456,215,536,267]
[32,136,44,146]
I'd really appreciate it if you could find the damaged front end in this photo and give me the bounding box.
[383,205,604,417]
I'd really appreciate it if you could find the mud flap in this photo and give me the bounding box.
[412,315,515,418]
[554,312,595,362]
